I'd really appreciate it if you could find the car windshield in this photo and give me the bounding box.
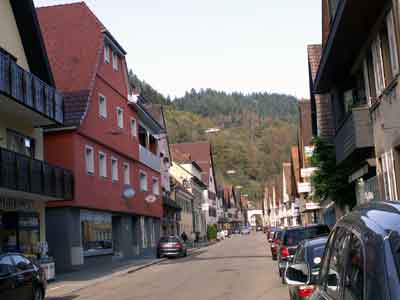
[307,244,326,269]
[159,237,178,243]
[284,226,330,246]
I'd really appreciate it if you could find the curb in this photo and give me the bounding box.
[126,258,167,274]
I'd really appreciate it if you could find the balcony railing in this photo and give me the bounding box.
[0,147,73,200]
[0,52,64,124]
[335,106,374,164]
[139,145,161,172]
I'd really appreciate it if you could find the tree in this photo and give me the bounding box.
[310,138,356,208]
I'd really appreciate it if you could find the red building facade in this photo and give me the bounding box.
[37,3,163,272]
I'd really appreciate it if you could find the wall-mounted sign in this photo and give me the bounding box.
[145,194,157,203]
[0,198,34,211]
[301,168,318,178]
[297,182,312,194]
[304,202,320,211]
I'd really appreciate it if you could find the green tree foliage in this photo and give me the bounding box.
[129,73,298,206]
[310,138,356,208]
[207,224,218,241]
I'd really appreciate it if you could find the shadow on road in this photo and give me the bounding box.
[46,294,80,300]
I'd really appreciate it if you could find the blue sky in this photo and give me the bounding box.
[34,0,321,99]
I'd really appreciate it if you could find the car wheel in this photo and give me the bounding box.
[184,250,188,257]
[157,252,161,259]
[272,255,277,261]
[33,286,44,300]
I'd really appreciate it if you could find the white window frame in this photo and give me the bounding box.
[112,51,119,71]
[85,146,95,175]
[104,45,110,63]
[152,177,160,195]
[99,151,107,178]
[116,107,124,129]
[372,36,386,96]
[140,171,148,192]
[123,162,130,185]
[99,94,107,118]
[130,118,137,138]
[111,157,118,182]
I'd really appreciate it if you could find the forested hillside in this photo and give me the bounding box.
[129,72,298,203]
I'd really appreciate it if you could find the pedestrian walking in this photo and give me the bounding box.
[181,231,188,243]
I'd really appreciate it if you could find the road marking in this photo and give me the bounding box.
[48,285,65,291]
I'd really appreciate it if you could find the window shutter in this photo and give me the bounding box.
[372,38,385,95]
[387,10,399,76]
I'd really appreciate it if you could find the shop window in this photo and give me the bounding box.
[81,210,113,256]
[140,171,148,192]
[123,162,130,185]
[85,146,95,175]
[152,177,160,195]
[99,152,107,178]
[99,94,107,118]
[6,129,35,158]
[111,157,118,182]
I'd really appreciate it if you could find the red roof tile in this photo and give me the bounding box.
[37,2,104,125]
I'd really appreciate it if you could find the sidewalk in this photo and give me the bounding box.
[45,243,214,299]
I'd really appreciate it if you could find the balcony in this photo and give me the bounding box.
[139,145,161,172]
[335,106,374,164]
[0,52,64,126]
[315,0,387,92]
[0,147,73,201]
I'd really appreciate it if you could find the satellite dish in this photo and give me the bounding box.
[122,185,136,200]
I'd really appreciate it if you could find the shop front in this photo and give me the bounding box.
[0,197,55,280]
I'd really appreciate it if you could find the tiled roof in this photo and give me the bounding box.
[37,2,104,125]
[170,142,213,186]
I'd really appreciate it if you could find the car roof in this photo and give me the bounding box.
[283,224,328,231]
[343,201,400,235]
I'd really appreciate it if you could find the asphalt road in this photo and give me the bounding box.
[51,233,289,300]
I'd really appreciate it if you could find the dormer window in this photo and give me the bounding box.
[112,51,119,71]
[104,45,110,63]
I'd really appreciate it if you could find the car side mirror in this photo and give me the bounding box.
[285,263,310,286]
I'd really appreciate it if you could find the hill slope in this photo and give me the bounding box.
[129,73,298,203]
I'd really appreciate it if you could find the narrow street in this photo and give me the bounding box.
[48,233,288,300]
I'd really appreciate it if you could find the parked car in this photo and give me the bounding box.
[232,228,241,235]
[271,229,283,261]
[286,201,400,300]
[286,236,328,300]
[278,224,330,283]
[241,227,251,235]
[267,227,278,242]
[157,236,187,258]
[0,253,47,300]
[256,226,263,232]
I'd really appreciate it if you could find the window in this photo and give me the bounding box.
[112,51,119,71]
[343,234,364,300]
[152,177,159,195]
[386,10,399,76]
[123,162,130,185]
[99,152,107,178]
[7,129,35,158]
[320,228,350,299]
[0,256,15,275]
[99,94,107,118]
[12,255,33,272]
[116,107,124,129]
[85,146,94,175]
[104,45,110,63]
[140,171,148,192]
[81,210,113,255]
[111,157,118,182]
[293,245,305,264]
[130,118,137,137]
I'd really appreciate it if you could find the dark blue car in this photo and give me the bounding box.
[285,201,400,300]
